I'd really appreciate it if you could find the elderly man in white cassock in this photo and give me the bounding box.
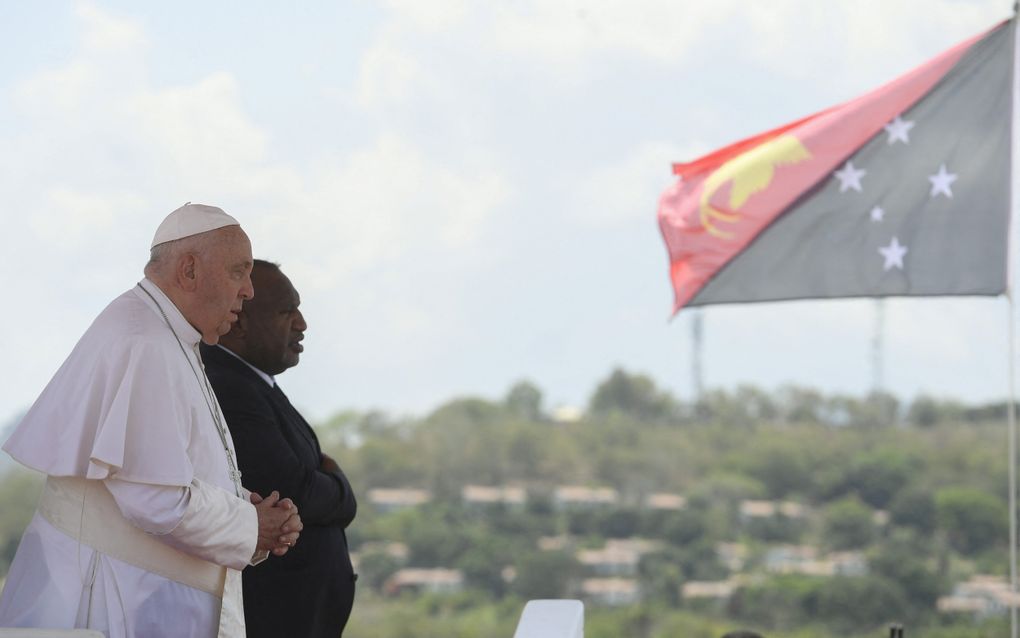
[0,204,304,638]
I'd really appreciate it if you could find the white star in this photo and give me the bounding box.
[928,164,957,198]
[878,237,908,271]
[870,206,885,222]
[884,116,915,145]
[834,161,866,193]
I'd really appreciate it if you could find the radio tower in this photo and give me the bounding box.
[872,299,885,394]
[692,309,704,402]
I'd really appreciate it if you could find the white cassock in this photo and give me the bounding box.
[0,279,263,638]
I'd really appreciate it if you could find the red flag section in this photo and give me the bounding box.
[657,24,999,315]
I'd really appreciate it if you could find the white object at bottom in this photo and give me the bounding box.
[0,514,224,638]
[513,600,584,638]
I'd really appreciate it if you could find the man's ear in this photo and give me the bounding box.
[178,254,199,292]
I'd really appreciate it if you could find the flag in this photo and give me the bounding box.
[657,20,1014,314]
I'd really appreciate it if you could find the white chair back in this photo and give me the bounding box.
[512,599,584,638]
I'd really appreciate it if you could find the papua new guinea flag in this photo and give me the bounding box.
[658,20,1013,315]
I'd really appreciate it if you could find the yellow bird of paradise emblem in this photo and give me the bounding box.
[699,134,812,239]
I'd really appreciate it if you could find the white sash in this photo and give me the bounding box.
[37,476,227,598]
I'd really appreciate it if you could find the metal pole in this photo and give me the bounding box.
[1008,14,1019,637]
[691,309,704,402]
[873,298,885,394]
[1009,298,1017,638]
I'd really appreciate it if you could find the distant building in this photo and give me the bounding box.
[554,486,619,510]
[682,579,737,602]
[537,535,572,551]
[577,545,640,577]
[355,541,409,562]
[580,578,640,606]
[644,492,687,510]
[938,575,1020,619]
[383,568,464,596]
[739,500,807,520]
[461,484,527,508]
[576,539,659,577]
[763,545,866,577]
[551,406,584,423]
[367,488,432,513]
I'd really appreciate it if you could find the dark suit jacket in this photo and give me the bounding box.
[201,344,357,638]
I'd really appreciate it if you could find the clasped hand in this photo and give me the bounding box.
[252,490,303,556]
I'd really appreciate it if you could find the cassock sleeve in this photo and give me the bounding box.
[217,378,355,528]
[105,477,259,571]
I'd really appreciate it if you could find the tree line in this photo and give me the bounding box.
[0,368,1013,636]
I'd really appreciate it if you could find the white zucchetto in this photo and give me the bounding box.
[151,203,240,248]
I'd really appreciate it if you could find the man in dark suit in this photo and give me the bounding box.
[201,260,357,638]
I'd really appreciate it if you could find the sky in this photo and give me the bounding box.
[0,0,1015,425]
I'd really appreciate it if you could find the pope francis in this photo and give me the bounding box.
[0,204,303,638]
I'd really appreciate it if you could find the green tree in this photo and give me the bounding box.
[0,470,43,576]
[505,380,543,422]
[776,385,826,424]
[743,442,812,499]
[425,397,505,428]
[823,496,875,551]
[815,576,908,630]
[889,486,937,535]
[727,575,819,629]
[936,487,1007,555]
[637,549,684,604]
[588,368,676,422]
[358,550,403,592]
[510,550,580,599]
[869,533,943,614]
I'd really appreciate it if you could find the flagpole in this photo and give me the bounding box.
[1009,297,1017,638]
[1009,11,1019,638]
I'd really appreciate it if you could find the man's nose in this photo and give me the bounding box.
[240,274,254,300]
[294,309,307,331]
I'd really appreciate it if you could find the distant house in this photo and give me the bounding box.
[551,406,584,423]
[763,545,866,577]
[383,568,464,596]
[681,579,737,602]
[938,575,1020,619]
[577,545,640,577]
[461,485,527,508]
[739,500,807,521]
[354,541,409,562]
[367,488,432,513]
[554,486,619,510]
[576,539,659,577]
[580,578,640,606]
[644,492,687,510]
[537,535,573,552]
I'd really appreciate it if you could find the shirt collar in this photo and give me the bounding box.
[135,278,203,347]
[215,344,277,388]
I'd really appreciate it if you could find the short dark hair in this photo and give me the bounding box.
[253,259,282,272]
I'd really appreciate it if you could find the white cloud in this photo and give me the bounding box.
[489,0,738,66]
[378,0,468,32]
[744,0,1008,90]
[129,73,270,187]
[355,35,425,109]
[32,187,144,248]
[76,0,147,53]
[257,133,508,289]
[574,140,705,227]
[1,2,512,420]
